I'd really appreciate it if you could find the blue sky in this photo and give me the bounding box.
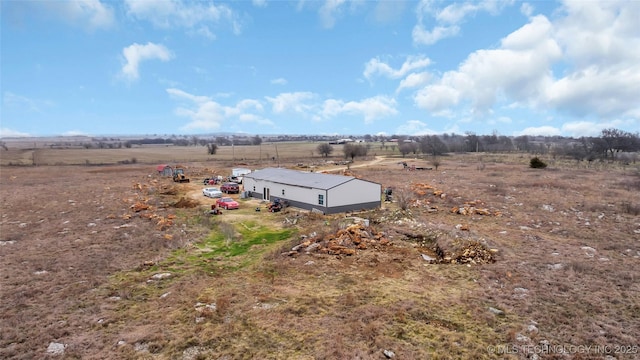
[1,0,639,138]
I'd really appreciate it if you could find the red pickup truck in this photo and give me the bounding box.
[220,182,240,194]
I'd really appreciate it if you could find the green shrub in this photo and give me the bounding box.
[530,157,547,169]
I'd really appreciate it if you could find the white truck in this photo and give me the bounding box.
[231,168,252,184]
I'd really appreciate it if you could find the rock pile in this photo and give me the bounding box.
[451,200,502,216]
[411,182,446,198]
[286,224,390,256]
[444,241,497,264]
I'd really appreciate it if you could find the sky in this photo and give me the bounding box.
[1,0,639,138]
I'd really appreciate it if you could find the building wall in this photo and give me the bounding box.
[244,176,380,214]
[326,179,381,207]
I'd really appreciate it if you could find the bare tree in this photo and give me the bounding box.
[317,143,333,158]
[207,143,218,155]
[343,143,368,161]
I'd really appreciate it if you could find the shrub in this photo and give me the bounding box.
[530,157,547,169]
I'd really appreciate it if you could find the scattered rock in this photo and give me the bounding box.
[421,253,437,263]
[547,263,563,270]
[541,204,555,212]
[383,349,396,358]
[46,342,66,356]
[488,307,504,316]
[513,287,529,299]
[151,272,172,280]
[581,246,596,257]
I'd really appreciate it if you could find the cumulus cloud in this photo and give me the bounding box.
[252,0,268,8]
[270,78,288,85]
[395,120,437,135]
[167,88,272,131]
[517,126,561,136]
[124,0,242,36]
[413,1,640,128]
[320,96,398,124]
[60,0,115,29]
[0,128,31,138]
[318,0,347,29]
[121,42,174,81]
[412,0,512,45]
[396,72,431,93]
[364,55,431,81]
[3,0,115,30]
[266,92,317,114]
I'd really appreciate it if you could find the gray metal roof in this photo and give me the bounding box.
[244,167,357,190]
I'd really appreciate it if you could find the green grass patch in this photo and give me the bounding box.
[201,220,293,259]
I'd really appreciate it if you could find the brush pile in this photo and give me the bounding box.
[287,223,390,256]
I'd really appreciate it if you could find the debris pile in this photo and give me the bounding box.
[411,182,446,198]
[287,223,390,256]
[444,241,497,264]
[118,181,180,231]
[451,200,502,216]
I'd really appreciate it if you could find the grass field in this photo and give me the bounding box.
[1,144,639,359]
[0,140,404,166]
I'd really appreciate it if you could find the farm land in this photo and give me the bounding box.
[1,141,639,359]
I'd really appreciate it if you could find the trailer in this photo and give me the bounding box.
[231,168,252,184]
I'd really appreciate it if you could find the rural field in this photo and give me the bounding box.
[1,143,639,359]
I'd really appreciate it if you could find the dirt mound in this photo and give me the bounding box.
[173,197,199,208]
[391,227,497,265]
[287,224,390,256]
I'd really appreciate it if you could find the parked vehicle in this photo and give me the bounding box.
[221,182,240,194]
[203,187,223,198]
[172,167,190,183]
[216,197,239,210]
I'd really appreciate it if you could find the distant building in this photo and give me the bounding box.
[243,167,381,214]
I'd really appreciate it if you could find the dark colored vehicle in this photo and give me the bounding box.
[220,182,240,194]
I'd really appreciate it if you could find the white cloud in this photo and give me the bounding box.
[3,92,54,112]
[319,0,347,29]
[252,0,268,8]
[321,96,398,124]
[412,24,459,45]
[62,130,90,136]
[395,120,437,135]
[0,128,31,138]
[266,92,317,114]
[167,88,270,131]
[411,2,640,130]
[396,72,431,93]
[560,121,601,137]
[414,14,562,115]
[271,78,288,85]
[364,55,431,80]
[412,0,512,46]
[517,126,561,136]
[124,0,241,35]
[520,3,534,17]
[121,42,174,81]
[560,119,634,137]
[19,0,115,30]
[61,0,115,29]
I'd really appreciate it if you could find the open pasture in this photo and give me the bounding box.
[1,144,639,359]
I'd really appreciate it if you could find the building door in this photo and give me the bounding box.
[263,187,270,200]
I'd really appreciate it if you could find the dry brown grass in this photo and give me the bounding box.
[1,149,639,359]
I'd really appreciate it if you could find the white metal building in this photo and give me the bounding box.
[243,167,381,214]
